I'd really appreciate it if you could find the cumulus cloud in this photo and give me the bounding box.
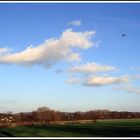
[0,29,95,67]
[116,85,140,94]
[66,77,81,84]
[68,20,81,26]
[69,63,116,74]
[84,75,129,87]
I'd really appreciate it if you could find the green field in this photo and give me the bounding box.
[0,119,140,137]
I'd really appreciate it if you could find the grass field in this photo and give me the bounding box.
[0,119,140,137]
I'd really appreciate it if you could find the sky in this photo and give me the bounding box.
[0,3,140,113]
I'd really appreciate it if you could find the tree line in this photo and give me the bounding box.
[0,107,140,127]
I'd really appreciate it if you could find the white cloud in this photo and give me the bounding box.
[84,75,129,87]
[116,85,140,94]
[66,77,81,84]
[69,63,116,74]
[0,29,95,67]
[68,20,81,26]
[0,48,9,55]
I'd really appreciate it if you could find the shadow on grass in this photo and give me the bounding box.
[0,130,14,137]
[1,121,140,137]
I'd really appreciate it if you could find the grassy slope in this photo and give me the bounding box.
[0,119,140,137]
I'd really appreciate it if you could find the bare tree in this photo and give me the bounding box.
[37,107,50,112]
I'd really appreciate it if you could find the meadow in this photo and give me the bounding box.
[0,119,140,137]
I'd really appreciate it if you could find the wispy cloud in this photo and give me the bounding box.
[65,77,81,84]
[0,29,95,67]
[69,63,116,74]
[129,67,140,71]
[0,48,9,55]
[116,85,140,94]
[66,63,132,87]
[131,74,140,79]
[84,75,129,87]
[68,20,81,26]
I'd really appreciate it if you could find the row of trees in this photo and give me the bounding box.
[0,107,140,126]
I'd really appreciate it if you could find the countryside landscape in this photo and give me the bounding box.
[0,2,140,137]
[0,107,140,137]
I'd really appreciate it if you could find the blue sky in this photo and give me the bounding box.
[0,3,140,113]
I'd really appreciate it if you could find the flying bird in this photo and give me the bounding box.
[122,33,126,37]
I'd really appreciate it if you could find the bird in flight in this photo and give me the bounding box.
[122,33,126,37]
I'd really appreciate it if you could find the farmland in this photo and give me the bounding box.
[0,119,140,137]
